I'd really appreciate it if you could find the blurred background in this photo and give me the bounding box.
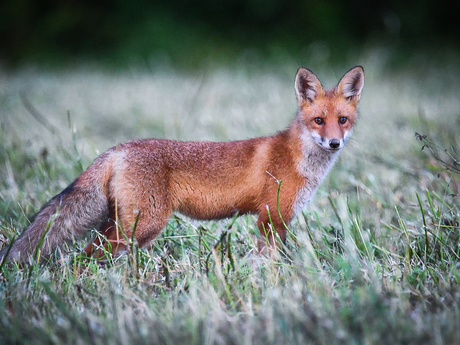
[1,0,459,69]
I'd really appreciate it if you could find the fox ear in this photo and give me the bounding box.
[295,68,323,106]
[337,66,364,102]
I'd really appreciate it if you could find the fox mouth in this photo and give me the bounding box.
[314,140,342,153]
[323,146,341,153]
[308,131,345,153]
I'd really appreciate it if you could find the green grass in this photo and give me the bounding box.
[1,52,460,344]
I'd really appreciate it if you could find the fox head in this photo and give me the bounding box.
[295,66,364,153]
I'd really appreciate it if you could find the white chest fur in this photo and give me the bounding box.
[292,129,339,218]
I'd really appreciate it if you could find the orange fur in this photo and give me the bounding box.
[0,66,364,263]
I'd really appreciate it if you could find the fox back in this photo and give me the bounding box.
[0,66,364,263]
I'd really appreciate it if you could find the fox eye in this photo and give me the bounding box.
[314,117,324,125]
[339,117,347,124]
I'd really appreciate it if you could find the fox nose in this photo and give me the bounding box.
[329,139,340,149]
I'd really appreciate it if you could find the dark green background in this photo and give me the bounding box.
[1,0,459,67]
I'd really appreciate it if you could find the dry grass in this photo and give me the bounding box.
[0,50,459,344]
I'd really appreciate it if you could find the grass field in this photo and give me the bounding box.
[0,51,460,344]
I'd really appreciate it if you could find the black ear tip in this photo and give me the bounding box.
[296,67,316,76]
[352,65,364,75]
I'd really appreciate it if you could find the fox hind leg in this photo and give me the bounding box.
[83,202,172,259]
[83,205,124,258]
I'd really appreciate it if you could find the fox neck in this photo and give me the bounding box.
[289,118,340,217]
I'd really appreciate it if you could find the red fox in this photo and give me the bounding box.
[0,66,364,263]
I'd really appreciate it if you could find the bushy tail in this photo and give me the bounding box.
[0,153,113,263]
